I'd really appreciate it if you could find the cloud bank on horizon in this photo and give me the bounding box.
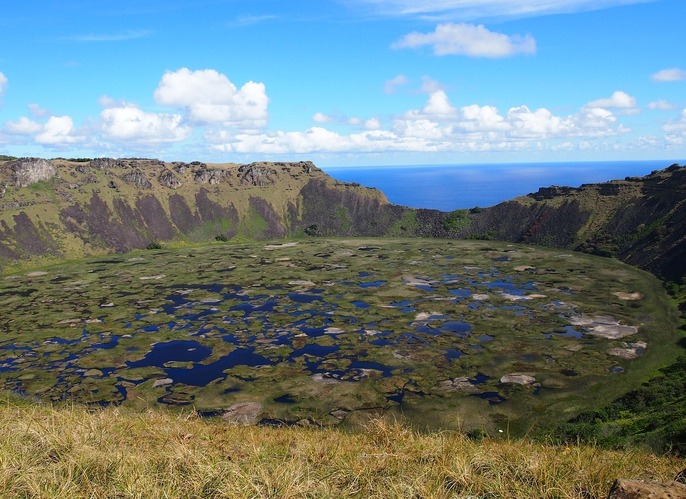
[0,0,684,166]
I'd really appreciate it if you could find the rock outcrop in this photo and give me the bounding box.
[0,157,395,265]
[158,169,182,189]
[238,163,276,186]
[193,168,230,184]
[120,170,153,189]
[90,157,122,169]
[607,478,686,498]
[8,158,57,187]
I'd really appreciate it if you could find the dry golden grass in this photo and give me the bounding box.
[0,396,682,498]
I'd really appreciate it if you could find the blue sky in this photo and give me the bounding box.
[0,0,685,167]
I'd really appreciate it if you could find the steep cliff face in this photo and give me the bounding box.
[458,164,686,281]
[0,158,400,267]
[0,157,684,283]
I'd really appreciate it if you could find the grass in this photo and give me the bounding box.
[0,394,682,498]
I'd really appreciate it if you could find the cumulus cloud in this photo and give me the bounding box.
[35,116,83,145]
[100,103,191,144]
[460,104,508,132]
[647,99,676,111]
[583,91,639,117]
[587,90,637,110]
[0,72,7,95]
[392,23,535,57]
[208,89,635,156]
[5,115,84,146]
[5,117,42,135]
[154,68,268,128]
[651,68,686,82]
[212,127,444,155]
[404,90,457,120]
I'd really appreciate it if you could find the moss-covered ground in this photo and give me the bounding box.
[0,238,680,436]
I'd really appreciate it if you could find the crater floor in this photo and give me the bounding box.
[0,238,678,433]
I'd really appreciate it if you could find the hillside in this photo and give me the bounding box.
[1,157,685,285]
[0,157,393,268]
[460,164,686,282]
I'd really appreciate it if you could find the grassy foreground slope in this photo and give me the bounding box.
[0,394,682,498]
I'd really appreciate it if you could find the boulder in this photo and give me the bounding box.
[152,378,173,388]
[158,169,182,189]
[220,402,263,425]
[500,373,537,385]
[607,478,686,498]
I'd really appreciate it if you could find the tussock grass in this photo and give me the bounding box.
[0,397,682,498]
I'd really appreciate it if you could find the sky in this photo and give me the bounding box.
[0,0,685,167]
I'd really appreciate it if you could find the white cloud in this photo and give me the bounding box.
[35,116,83,145]
[365,117,381,130]
[313,112,333,123]
[423,90,458,117]
[5,115,84,146]
[587,90,637,110]
[384,74,409,94]
[0,72,7,95]
[100,103,191,144]
[404,90,457,120]
[663,109,686,146]
[209,89,635,156]
[392,23,535,57]
[507,106,564,138]
[5,116,42,135]
[154,68,268,128]
[647,99,676,111]
[352,0,653,21]
[212,127,445,154]
[460,104,508,132]
[651,68,686,82]
[576,106,619,131]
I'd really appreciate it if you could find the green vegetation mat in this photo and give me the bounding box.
[0,238,680,436]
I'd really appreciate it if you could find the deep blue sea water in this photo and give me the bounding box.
[323,160,683,212]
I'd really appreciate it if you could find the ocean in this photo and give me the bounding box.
[322,160,682,212]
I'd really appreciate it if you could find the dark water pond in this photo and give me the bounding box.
[126,340,212,368]
[165,348,273,386]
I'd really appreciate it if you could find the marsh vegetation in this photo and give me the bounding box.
[0,238,678,436]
